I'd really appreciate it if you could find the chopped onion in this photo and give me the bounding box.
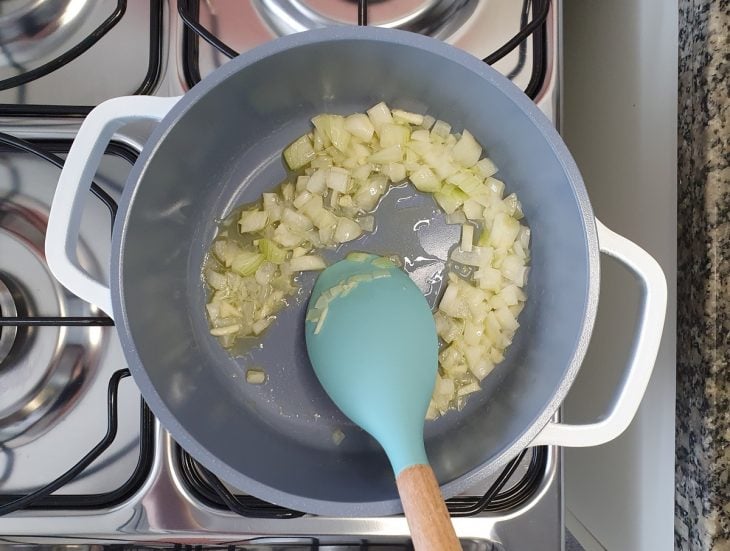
[334,217,362,243]
[431,119,452,139]
[446,211,466,225]
[284,135,315,169]
[288,255,326,271]
[410,165,441,193]
[368,144,403,164]
[451,130,482,168]
[326,167,350,193]
[475,157,498,178]
[246,368,266,384]
[345,113,375,141]
[238,210,268,233]
[366,102,394,131]
[358,215,375,232]
[332,428,346,446]
[461,224,474,252]
[204,106,530,421]
[421,114,436,130]
[379,123,411,148]
[393,109,424,125]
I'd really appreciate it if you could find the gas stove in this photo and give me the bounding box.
[0,2,561,548]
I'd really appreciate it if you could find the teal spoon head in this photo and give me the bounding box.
[304,254,439,475]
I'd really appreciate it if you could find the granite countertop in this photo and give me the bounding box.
[675,0,729,549]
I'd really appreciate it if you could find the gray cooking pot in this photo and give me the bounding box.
[46,27,666,516]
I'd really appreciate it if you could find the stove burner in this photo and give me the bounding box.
[257,0,477,37]
[0,0,90,67]
[0,194,104,445]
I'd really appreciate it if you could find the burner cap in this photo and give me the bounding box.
[257,0,477,38]
[0,0,92,67]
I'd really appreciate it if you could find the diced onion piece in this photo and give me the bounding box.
[387,162,406,183]
[282,207,313,232]
[289,255,326,272]
[358,215,375,232]
[350,163,372,181]
[438,282,468,318]
[458,381,481,397]
[245,368,266,384]
[431,119,452,139]
[425,401,439,420]
[255,261,276,286]
[475,266,502,291]
[392,109,424,125]
[463,199,484,220]
[334,217,362,243]
[284,135,315,169]
[500,254,527,286]
[328,115,351,153]
[446,211,466,225]
[486,177,505,198]
[238,210,268,233]
[310,156,332,170]
[379,123,411,148]
[354,175,388,211]
[291,246,308,258]
[461,224,474,252]
[206,270,228,290]
[448,170,484,196]
[345,113,375,141]
[211,324,240,337]
[273,224,305,247]
[252,318,273,335]
[296,175,310,192]
[410,129,431,142]
[326,166,350,193]
[231,251,264,276]
[421,114,436,130]
[433,184,466,214]
[368,144,403,164]
[426,151,458,179]
[489,212,521,249]
[347,252,374,263]
[451,130,482,168]
[366,102,394,131]
[293,190,312,209]
[281,182,295,202]
[258,238,287,264]
[332,428,346,446]
[306,169,327,194]
[475,157,498,178]
[410,165,441,193]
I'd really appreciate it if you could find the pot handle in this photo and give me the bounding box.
[531,219,667,447]
[46,96,181,319]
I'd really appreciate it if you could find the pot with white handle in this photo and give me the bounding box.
[46,27,667,516]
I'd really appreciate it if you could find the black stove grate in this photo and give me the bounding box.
[179,0,549,100]
[0,0,164,118]
[0,137,155,515]
[176,444,548,518]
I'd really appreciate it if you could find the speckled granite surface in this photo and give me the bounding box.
[675,0,729,549]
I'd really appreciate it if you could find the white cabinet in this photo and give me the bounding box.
[561,1,677,549]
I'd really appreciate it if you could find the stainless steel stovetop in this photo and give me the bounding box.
[0,1,562,548]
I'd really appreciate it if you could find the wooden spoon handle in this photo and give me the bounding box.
[396,464,462,551]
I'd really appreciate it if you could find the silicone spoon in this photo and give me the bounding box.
[305,254,461,551]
